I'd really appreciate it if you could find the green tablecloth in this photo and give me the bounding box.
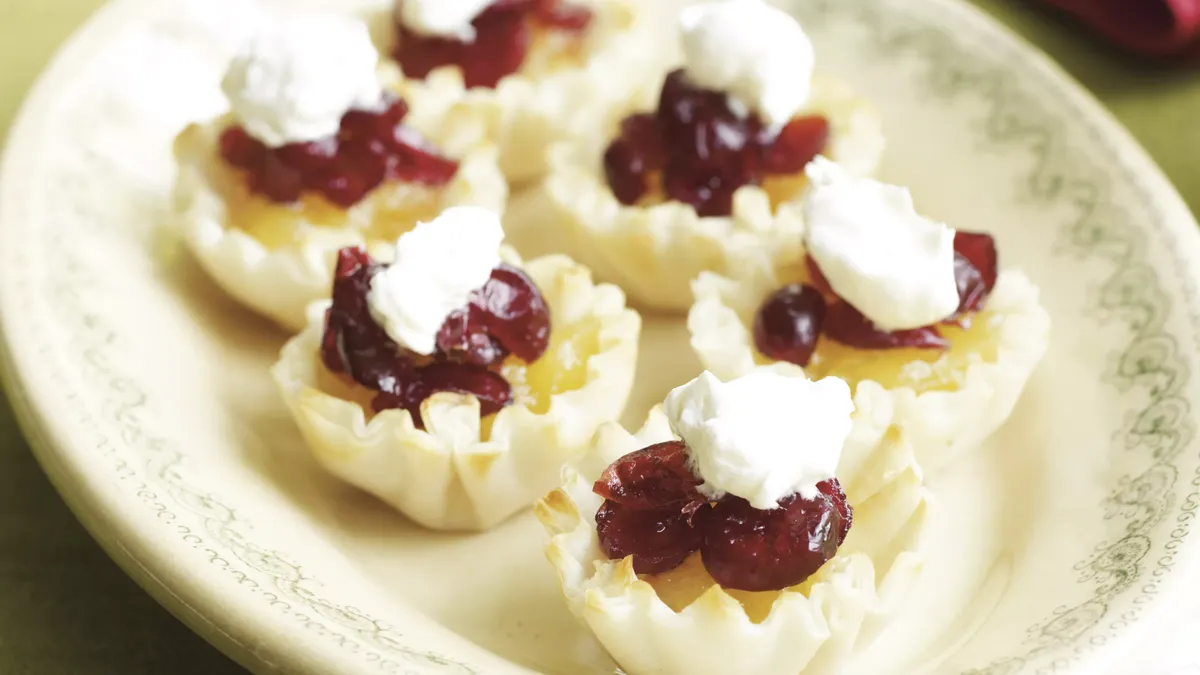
[1,1,1197,673]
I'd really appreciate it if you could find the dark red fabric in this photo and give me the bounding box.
[1040,0,1200,57]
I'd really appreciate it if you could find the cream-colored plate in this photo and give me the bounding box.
[2,0,1200,674]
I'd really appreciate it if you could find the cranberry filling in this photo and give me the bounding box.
[603,69,830,218]
[593,442,851,591]
[321,247,551,425]
[753,231,999,360]
[219,95,458,209]
[394,0,593,90]
[823,302,950,350]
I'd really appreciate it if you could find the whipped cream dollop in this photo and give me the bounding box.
[678,0,815,130]
[396,0,495,41]
[221,14,385,148]
[663,370,853,510]
[804,157,959,332]
[367,206,504,355]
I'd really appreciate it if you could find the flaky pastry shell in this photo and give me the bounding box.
[380,0,674,185]
[528,75,884,313]
[173,81,507,332]
[689,260,1051,472]
[272,253,641,531]
[537,367,931,675]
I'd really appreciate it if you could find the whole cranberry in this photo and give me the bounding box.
[593,441,705,510]
[433,263,551,366]
[596,500,706,575]
[753,284,827,367]
[699,480,851,592]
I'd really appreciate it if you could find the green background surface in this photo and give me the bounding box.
[0,0,1197,673]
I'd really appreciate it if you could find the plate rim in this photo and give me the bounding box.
[0,2,324,672]
[2,0,1200,674]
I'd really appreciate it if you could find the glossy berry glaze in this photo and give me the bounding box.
[218,95,459,209]
[604,70,831,218]
[593,441,851,592]
[754,231,999,366]
[320,247,550,425]
[394,0,593,90]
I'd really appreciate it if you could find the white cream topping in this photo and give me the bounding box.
[367,207,504,355]
[663,370,853,510]
[678,0,815,130]
[221,14,384,148]
[396,0,495,41]
[804,157,960,332]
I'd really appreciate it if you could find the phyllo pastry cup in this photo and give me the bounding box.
[531,75,884,313]
[271,252,640,531]
[689,254,1051,471]
[382,0,673,185]
[536,367,931,675]
[173,80,508,332]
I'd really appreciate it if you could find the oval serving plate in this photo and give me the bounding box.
[3,0,1200,674]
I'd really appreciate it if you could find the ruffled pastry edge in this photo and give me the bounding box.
[536,378,932,675]
[521,75,884,313]
[271,253,641,531]
[380,0,676,184]
[688,266,1052,472]
[172,117,508,332]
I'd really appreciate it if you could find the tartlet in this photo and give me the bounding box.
[173,15,507,331]
[527,1,884,312]
[689,160,1051,470]
[273,226,640,531]
[537,367,931,675]
[381,0,673,184]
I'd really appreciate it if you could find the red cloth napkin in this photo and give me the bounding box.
[1040,0,1200,57]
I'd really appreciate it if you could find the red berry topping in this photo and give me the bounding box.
[596,500,705,575]
[952,230,998,315]
[603,69,830,217]
[593,441,709,575]
[219,127,267,169]
[592,443,851,590]
[435,263,551,366]
[756,240,998,362]
[824,301,950,350]
[761,116,830,175]
[473,263,552,362]
[435,308,510,367]
[218,95,458,209]
[594,441,706,510]
[320,247,551,426]
[602,114,665,205]
[321,248,398,391]
[394,0,592,90]
[375,361,513,418]
[753,284,827,367]
[699,480,850,592]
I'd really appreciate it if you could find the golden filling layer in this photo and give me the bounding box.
[756,264,1001,393]
[208,157,443,251]
[643,553,823,625]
